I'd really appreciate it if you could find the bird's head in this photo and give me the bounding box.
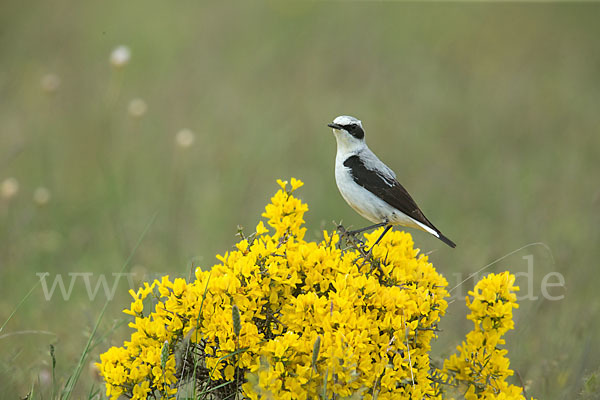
[328,115,366,153]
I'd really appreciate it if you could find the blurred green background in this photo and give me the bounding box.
[1,1,599,398]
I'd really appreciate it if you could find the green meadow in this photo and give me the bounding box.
[1,1,599,398]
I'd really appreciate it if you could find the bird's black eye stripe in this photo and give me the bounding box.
[344,124,364,140]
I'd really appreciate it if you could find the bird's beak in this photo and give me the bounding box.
[328,123,343,130]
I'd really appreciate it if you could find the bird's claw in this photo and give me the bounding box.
[336,224,362,243]
[336,224,348,237]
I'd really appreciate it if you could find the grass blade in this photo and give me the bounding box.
[60,211,157,399]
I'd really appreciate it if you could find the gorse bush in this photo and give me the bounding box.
[98,178,527,399]
[442,272,523,400]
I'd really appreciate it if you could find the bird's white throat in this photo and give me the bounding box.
[332,129,367,157]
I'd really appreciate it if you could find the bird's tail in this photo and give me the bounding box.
[412,219,456,248]
[437,232,456,248]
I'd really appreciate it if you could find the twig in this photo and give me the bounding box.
[402,312,415,388]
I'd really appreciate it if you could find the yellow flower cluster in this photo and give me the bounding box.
[441,272,525,400]
[98,279,178,399]
[98,178,527,400]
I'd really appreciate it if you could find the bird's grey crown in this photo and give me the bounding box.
[333,115,362,127]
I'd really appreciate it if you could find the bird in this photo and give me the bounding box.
[328,115,456,249]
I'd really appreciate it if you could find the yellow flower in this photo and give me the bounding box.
[276,179,288,190]
[255,220,269,235]
[290,177,304,191]
[442,272,524,400]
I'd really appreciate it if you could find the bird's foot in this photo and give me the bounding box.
[336,223,348,237]
[337,223,380,270]
[337,224,365,246]
[337,224,356,238]
[345,228,362,236]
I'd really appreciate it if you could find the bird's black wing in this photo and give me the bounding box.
[344,155,456,248]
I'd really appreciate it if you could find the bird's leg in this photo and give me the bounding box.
[363,225,392,260]
[370,224,393,249]
[347,221,388,237]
